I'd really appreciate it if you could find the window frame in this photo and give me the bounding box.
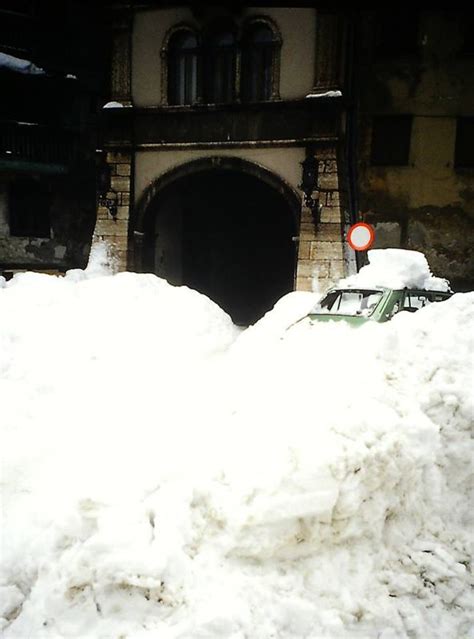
[454,117,474,169]
[458,14,474,57]
[240,16,282,103]
[162,16,281,107]
[202,25,238,105]
[161,23,201,106]
[166,29,200,106]
[370,115,413,167]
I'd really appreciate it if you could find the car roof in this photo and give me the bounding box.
[327,287,451,293]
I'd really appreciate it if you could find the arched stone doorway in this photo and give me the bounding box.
[134,157,300,325]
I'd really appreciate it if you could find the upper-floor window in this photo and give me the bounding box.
[241,23,276,102]
[455,117,474,168]
[459,15,474,57]
[204,30,236,104]
[374,11,419,58]
[371,115,413,166]
[162,17,281,106]
[167,30,199,105]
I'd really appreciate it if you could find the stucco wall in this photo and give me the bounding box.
[134,147,304,205]
[132,7,316,106]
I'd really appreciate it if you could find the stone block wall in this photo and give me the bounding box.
[296,147,345,294]
[92,150,132,271]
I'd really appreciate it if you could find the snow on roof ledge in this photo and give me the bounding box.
[0,52,46,76]
[338,249,451,292]
[102,101,126,109]
[306,90,342,98]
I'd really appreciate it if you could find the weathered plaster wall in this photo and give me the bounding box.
[0,174,96,273]
[132,7,316,106]
[357,10,474,288]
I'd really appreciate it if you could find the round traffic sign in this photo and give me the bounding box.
[347,223,375,251]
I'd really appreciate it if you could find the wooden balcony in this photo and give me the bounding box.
[102,97,343,149]
[0,120,80,173]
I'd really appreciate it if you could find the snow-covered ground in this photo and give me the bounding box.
[1,250,473,638]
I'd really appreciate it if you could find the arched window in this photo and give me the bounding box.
[167,30,199,105]
[241,21,280,102]
[204,30,236,104]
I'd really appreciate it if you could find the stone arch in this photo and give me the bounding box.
[242,14,282,43]
[134,155,300,237]
[132,156,301,324]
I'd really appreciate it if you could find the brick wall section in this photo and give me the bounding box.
[296,147,345,293]
[92,151,132,271]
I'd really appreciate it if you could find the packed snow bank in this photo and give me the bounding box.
[235,290,319,348]
[83,240,118,277]
[1,267,473,638]
[340,249,451,292]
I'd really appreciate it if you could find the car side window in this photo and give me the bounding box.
[403,292,430,310]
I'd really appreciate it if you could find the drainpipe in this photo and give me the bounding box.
[343,10,362,275]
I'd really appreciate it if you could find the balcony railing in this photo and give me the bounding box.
[102,98,342,149]
[0,120,79,168]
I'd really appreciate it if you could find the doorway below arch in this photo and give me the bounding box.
[142,168,298,325]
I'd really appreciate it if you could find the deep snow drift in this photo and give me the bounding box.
[0,254,473,639]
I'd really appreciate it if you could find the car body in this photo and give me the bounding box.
[305,287,452,326]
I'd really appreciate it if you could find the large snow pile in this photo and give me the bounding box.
[340,249,451,292]
[1,260,473,638]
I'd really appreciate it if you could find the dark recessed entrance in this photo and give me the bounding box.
[141,166,298,325]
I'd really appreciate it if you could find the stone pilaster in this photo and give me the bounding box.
[92,151,132,272]
[296,147,345,294]
[92,4,133,272]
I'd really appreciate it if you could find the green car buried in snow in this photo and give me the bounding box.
[305,287,452,326]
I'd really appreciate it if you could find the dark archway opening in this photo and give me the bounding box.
[142,169,297,325]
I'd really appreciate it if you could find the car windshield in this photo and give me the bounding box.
[311,289,384,317]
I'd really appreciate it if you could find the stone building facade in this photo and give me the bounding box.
[96,3,351,324]
[2,5,471,323]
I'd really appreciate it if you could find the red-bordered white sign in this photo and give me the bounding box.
[347,223,375,251]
